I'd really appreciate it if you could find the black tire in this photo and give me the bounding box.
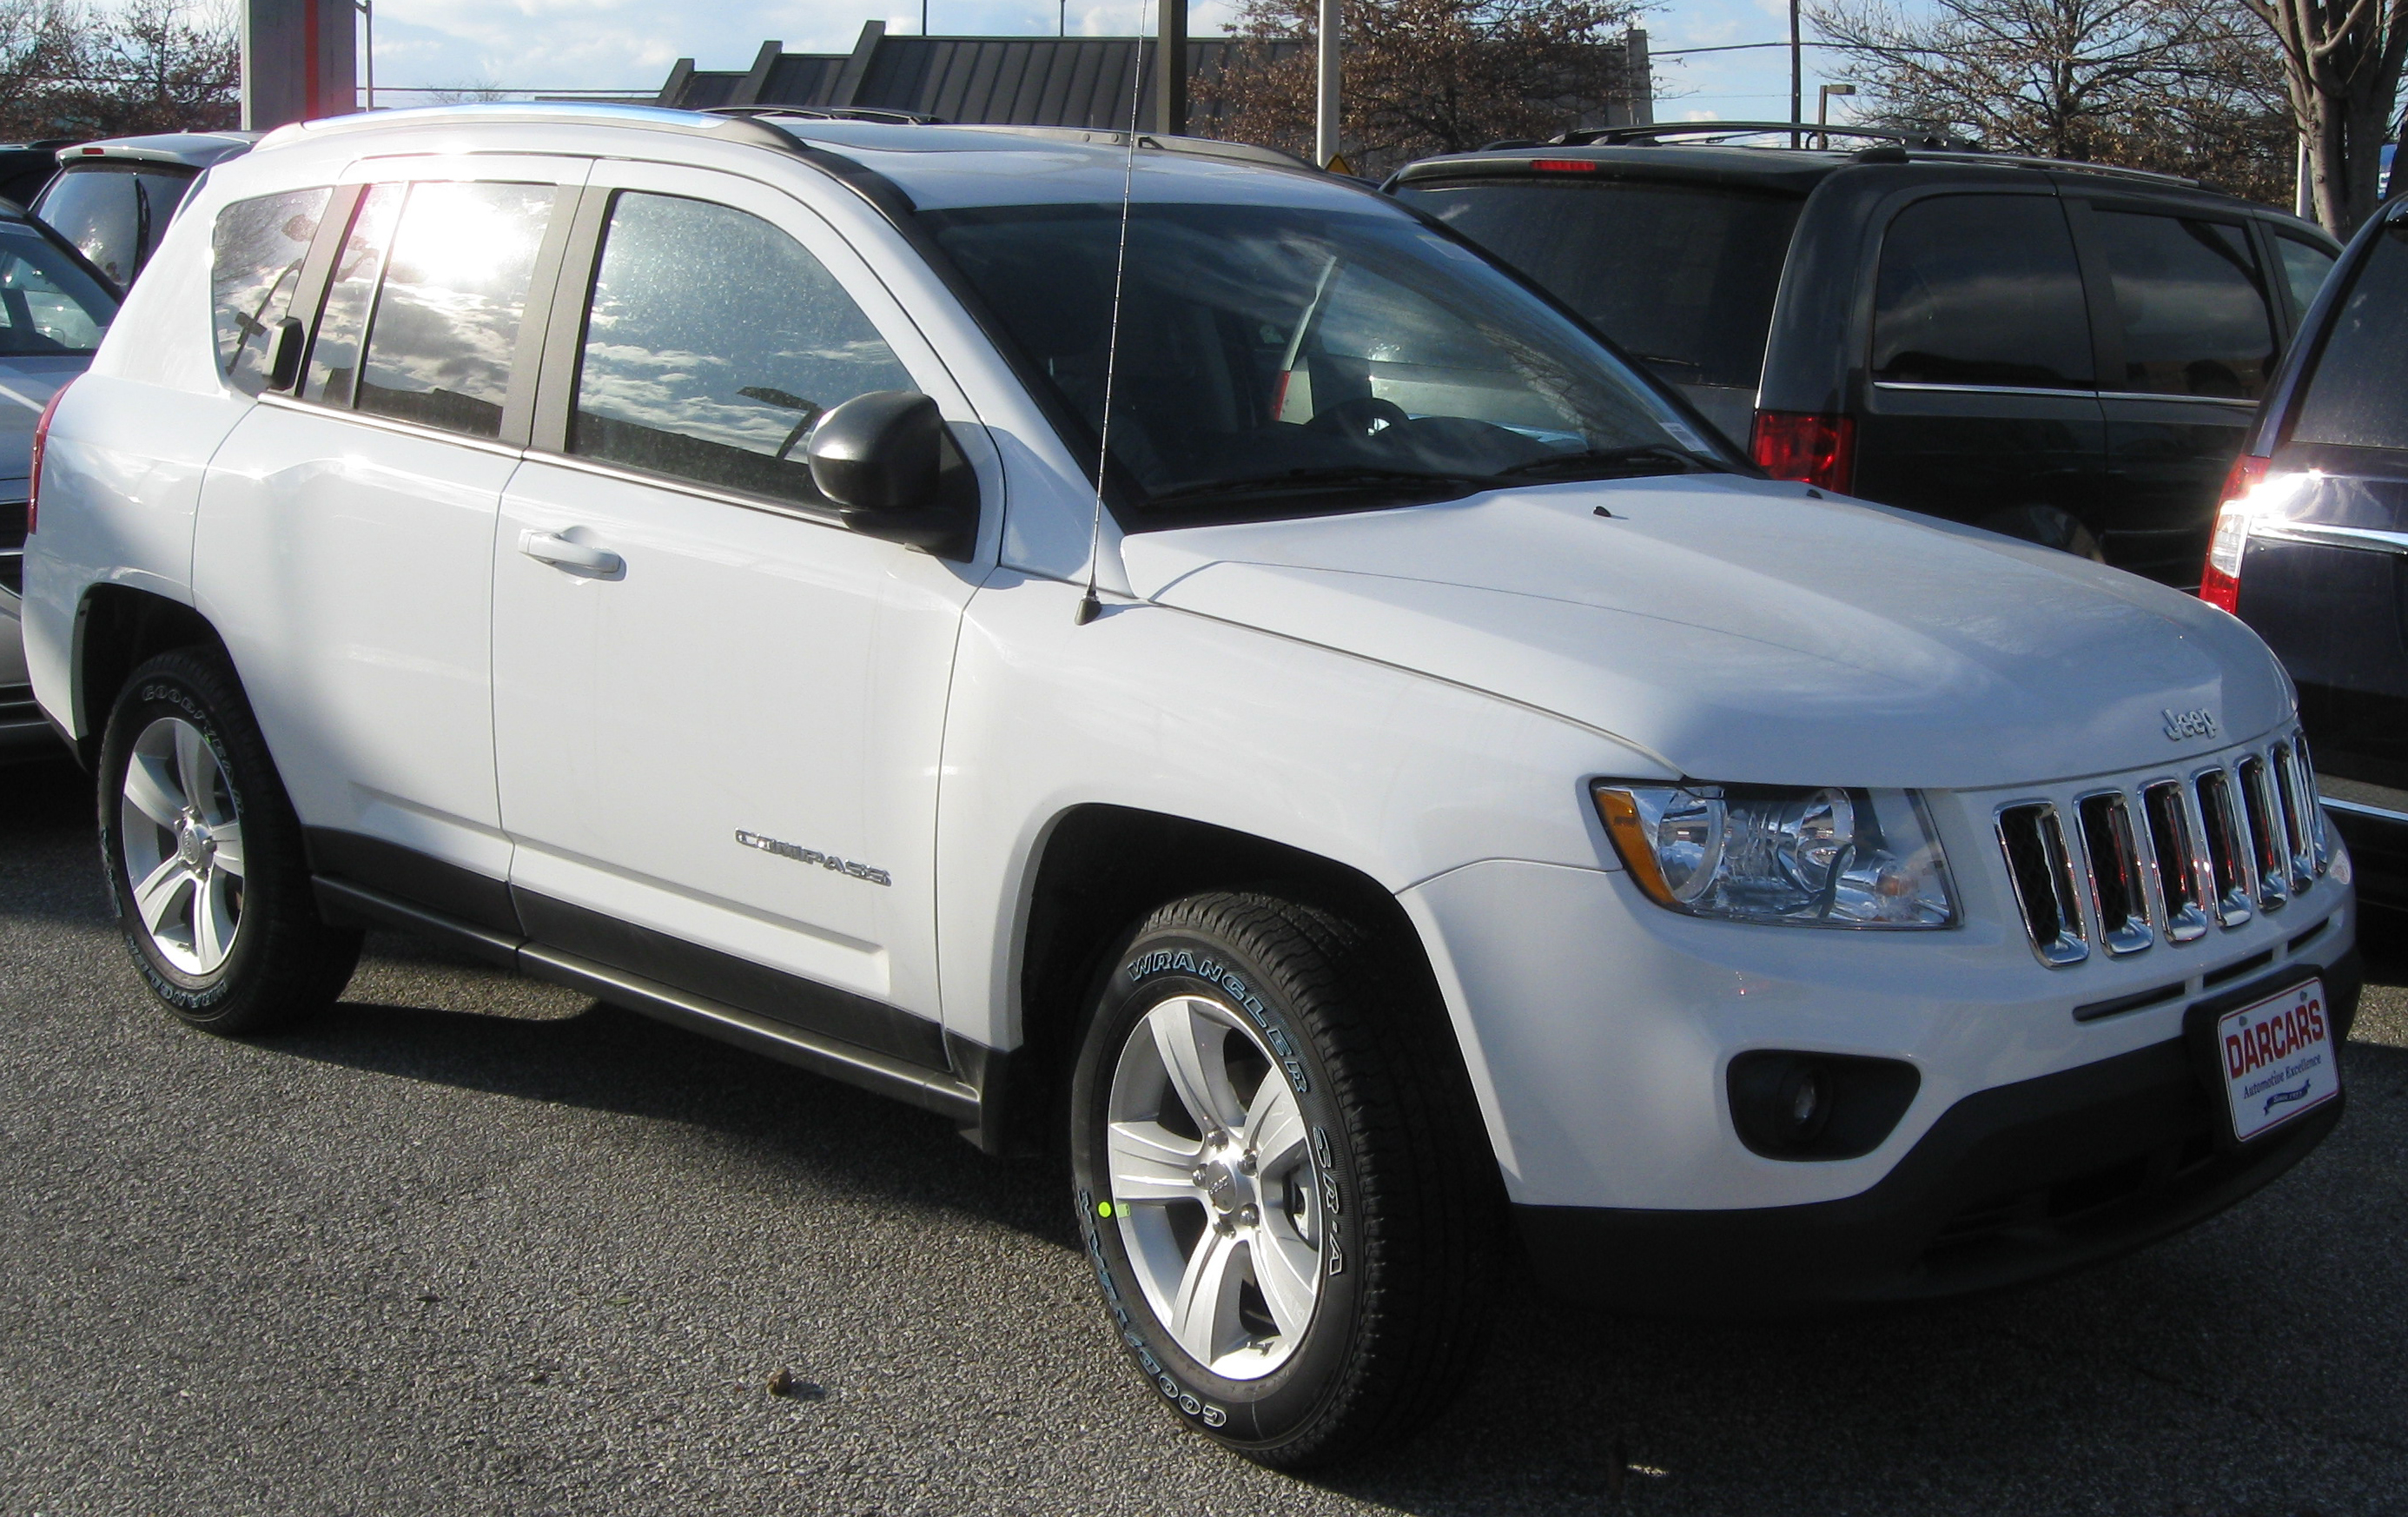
[1068,891,1499,1467]
[96,646,361,1033]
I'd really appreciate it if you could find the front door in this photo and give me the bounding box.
[490,162,989,1050]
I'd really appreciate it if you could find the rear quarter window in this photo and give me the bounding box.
[211,188,330,395]
[2291,222,2408,451]
[1396,178,1800,392]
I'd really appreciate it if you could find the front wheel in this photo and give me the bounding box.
[1068,892,1498,1467]
[96,647,361,1033]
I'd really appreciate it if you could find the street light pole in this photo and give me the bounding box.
[1816,81,1853,149]
[355,0,371,109]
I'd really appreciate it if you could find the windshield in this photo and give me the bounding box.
[923,202,1732,518]
[0,220,115,354]
[31,162,197,287]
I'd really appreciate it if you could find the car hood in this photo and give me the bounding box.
[0,359,84,486]
[1116,476,2290,790]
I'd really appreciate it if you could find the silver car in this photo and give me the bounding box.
[0,202,116,753]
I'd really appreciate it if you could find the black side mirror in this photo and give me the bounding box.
[807,390,944,513]
[266,316,307,392]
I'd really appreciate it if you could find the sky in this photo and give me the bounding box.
[327,0,1862,126]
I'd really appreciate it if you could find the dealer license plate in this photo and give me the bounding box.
[2213,978,2339,1143]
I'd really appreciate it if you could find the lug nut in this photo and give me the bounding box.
[1237,1204,1259,1227]
[1238,1151,1257,1176]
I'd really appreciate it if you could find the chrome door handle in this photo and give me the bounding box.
[518,529,623,577]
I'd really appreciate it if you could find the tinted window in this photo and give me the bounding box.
[356,181,558,438]
[1873,195,2092,388]
[571,192,912,502]
[2292,222,2408,451]
[2093,210,2276,399]
[0,221,115,355]
[1399,179,1801,391]
[302,184,399,406]
[212,188,329,395]
[2275,234,2337,323]
[31,163,197,286]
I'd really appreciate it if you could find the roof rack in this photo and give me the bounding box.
[1555,121,1976,149]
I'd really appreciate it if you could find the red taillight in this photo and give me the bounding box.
[2200,453,2268,613]
[28,375,75,536]
[1528,158,1598,173]
[1750,409,1856,493]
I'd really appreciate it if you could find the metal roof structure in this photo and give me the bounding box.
[653,23,1651,137]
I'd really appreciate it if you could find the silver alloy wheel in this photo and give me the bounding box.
[118,715,246,976]
[1106,993,1324,1380]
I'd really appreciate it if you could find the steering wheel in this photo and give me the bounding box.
[1305,396,1409,441]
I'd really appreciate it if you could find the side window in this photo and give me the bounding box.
[2275,234,2337,324]
[2091,210,2277,399]
[1872,196,2093,388]
[354,181,560,438]
[2292,222,2408,451]
[302,183,400,406]
[211,187,330,395]
[568,190,913,504]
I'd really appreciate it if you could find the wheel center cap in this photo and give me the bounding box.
[1201,1160,1240,1214]
[175,823,208,868]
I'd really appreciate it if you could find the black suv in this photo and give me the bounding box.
[2206,193,2408,918]
[1386,125,2340,587]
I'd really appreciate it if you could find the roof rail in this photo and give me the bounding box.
[704,104,946,127]
[1915,149,2198,188]
[1556,121,1976,149]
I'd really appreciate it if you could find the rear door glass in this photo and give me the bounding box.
[568,189,914,503]
[1872,195,2092,388]
[1397,178,1799,391]
[2292,222,2408,450]
[2275,234,2337,324]
[302,183,400,407]
[2091,209,2277,399]
[211,188,330,394]
[354,181,560,438]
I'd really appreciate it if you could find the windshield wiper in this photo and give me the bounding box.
[1496,444,1725,481]
[1146,466,1478,506]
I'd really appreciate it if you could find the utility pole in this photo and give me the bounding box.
[357,0,372,109]
[1315,0,1340,170]
[241,0,358,130]
[1155,0,1187,136]
[1788,0,1802,149]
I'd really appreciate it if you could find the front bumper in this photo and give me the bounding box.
[1516,953,2359,1310]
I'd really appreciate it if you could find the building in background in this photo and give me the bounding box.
[650,22,1651,137]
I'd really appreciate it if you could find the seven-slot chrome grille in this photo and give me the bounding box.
[1995,731,2331,968]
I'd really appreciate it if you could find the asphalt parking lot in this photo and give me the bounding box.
[3,753,2404,1517]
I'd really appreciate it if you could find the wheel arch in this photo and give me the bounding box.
[979,803,1462,1159]
[71,583,222,763]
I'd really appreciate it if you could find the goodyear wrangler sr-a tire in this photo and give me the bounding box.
[1068,891,1499,1467]
[97,647,361,1034]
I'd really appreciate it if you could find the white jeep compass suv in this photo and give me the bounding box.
[19,103,2360,1466]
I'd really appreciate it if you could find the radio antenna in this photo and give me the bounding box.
[1075,2,1152,626]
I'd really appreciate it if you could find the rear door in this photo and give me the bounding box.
[1854,190,2106,548]
[2067,194,2282,586]
[194,156,586,909]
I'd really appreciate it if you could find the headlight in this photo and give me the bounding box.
[1591,782,1955,928]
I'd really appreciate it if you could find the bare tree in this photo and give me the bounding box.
[1200,0,1648,173]
[0,0,236,141]
[0,0,82,139]
[1811,0,2297,203]
[2243,0,2408,233]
